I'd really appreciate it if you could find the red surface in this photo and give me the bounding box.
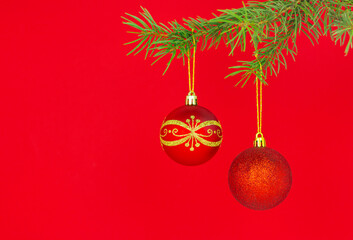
[228,147,292,210]
[161,105,222,166]
[0,0,353,239]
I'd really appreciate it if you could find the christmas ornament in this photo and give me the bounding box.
[160,95,222,165]
[160,35,223,165]
[228,145,292,210]
[228,60,292,210]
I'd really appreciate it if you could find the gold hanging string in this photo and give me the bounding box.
[255,53,263,136]
[187,30,196,93]
[253,53,266,147]
[187,51,192,91]
[256,73,263,134]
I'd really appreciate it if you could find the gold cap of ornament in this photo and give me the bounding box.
[186,91,197,106]
[254,132,266,147]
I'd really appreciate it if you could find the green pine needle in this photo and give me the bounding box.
[122,1,353,86]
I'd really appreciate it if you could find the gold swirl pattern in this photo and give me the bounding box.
[160,115,222,151]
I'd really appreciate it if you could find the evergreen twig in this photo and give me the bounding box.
[122,0,353,86]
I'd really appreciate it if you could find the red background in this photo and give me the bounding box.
[0,0,353,239]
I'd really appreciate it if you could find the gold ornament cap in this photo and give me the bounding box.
[254,132,266,147]
[186,91,198,106]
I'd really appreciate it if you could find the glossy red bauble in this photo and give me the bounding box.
[228,147,292,210]
[160,105,222,166]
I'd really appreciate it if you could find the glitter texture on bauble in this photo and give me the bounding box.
[228,147,292,210]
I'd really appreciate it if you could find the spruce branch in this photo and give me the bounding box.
[122,0,353,85]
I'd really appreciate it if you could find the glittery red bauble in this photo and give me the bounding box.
[228,147,292,210]
[160,105,223,166]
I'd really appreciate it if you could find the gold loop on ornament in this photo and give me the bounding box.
[256,132,263,138]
